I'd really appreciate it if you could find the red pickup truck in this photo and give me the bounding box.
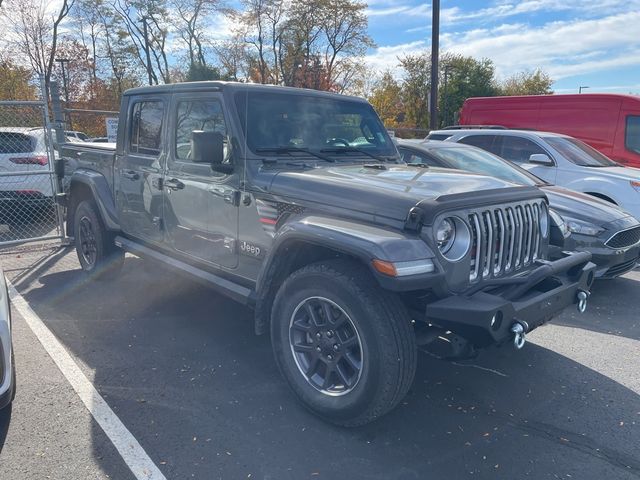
[459,94,640,168]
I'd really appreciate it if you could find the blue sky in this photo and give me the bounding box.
[364,0,640,93]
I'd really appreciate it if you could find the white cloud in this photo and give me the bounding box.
[440,12,640,79]
[364,40,427,72]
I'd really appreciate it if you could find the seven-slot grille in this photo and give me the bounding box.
[605,226,640,249]
[469,201,546,282]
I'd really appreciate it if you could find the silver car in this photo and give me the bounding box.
[0,270,15,410]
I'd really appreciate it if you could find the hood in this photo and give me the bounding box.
[270,164,530,221]
[587,165,640,181]
[542,185,635,227]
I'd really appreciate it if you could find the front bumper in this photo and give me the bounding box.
[424,251,595,348]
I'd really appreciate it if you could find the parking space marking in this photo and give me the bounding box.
[7,282,167,480]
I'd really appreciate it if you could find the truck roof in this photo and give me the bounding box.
[123,81,367,103]
[464,93,640,103]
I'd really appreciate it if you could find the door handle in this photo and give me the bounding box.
[164,178,185,190]
[122,170,140,180]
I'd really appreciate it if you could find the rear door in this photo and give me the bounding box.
[114,97,166,245]
[162,93,239,269]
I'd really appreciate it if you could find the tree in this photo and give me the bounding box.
[0,57,39,100]
[3,0,75,87]
[368,71,404,127]
[500,69,553,96]
[236,0,372,92]
[398,54,431,129]
[438,54,498,127]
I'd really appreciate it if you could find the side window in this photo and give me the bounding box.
[130,101,164,156]
[625,115,640,154]
[175,100,227,161]
[398,148,440,166]
[458,135,499,155]
[500,136,547,163]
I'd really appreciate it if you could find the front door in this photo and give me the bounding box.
[162,94,239,269]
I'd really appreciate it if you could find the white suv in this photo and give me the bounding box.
[428,128,640,220]
[0,128,55,204]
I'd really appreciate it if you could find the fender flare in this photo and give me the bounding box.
[253,215,435,334]
[68,170,121,231]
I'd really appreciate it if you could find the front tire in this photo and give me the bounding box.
[271,260,417,426]
[74,200,124,280]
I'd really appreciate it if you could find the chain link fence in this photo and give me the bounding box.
[0,82,65,248]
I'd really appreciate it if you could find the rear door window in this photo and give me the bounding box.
[129,101,164,156]
[626,116,640,154]
[498,136,547,164]
[457,135,500,155]
[426,133,453,141]
[0,132,36,154]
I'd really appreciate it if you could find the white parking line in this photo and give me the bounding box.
[7,283,167,480]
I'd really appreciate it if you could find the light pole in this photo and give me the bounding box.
[429,0,440,130]
[579,86,590,94]
[55,57,72,129]
[443,64,456,127]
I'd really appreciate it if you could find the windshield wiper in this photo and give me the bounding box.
[320,146,391,162]
[256,146,335,162]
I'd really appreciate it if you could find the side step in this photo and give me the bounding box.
[114,236,255,306]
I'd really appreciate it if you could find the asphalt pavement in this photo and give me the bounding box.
[0,246,638,480]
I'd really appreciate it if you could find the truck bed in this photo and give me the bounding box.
[61,142,116,190]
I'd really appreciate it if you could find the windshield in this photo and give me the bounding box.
[426,146,540,186]
[544,136,618,167]
[235,91,396,159]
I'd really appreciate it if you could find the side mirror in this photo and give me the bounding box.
[191,130,224,165]
[529,153,554,166]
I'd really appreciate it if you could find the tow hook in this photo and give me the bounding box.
[576,290,589,313]
[511,322,527,350]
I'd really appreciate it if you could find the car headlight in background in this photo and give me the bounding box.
[539,203,550,238]
[565,217,604,236]
[432,216,471,261]
[549,209,570,237]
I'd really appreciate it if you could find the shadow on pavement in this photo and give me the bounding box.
[0,404,11,455]
[554,275,640,341]
[17,256,640,480]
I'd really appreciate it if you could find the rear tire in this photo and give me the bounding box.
[74,200,124,280]
[271,259,416,426]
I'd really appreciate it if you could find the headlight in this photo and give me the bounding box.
[432,216,471,261]
[549,209,570,237]
[565,217,604,236]
[539,203,550,238]
[436,218,455,253]
[630,180,640,192]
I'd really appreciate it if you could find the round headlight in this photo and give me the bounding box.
[436,218,455,252]
[539,203,550,238]
[433,216,471,261]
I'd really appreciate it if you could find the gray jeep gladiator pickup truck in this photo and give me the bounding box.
[60,82,595,426]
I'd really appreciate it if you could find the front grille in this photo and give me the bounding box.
[605,226,640,249]
[469,201,545,282]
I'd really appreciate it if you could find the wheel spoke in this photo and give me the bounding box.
[341,336,359,349]
[306,356,321,377]
[292,343,314,354]
[335,364,353,388]
[321,301,334,324]
[304,302,322,328]
[322,365,335,390]
[342,352,361,373]
[291,318,312,333]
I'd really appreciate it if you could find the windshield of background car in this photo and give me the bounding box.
[428,146,539,186]
[235,91,396,157]
[544,136,618,167]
